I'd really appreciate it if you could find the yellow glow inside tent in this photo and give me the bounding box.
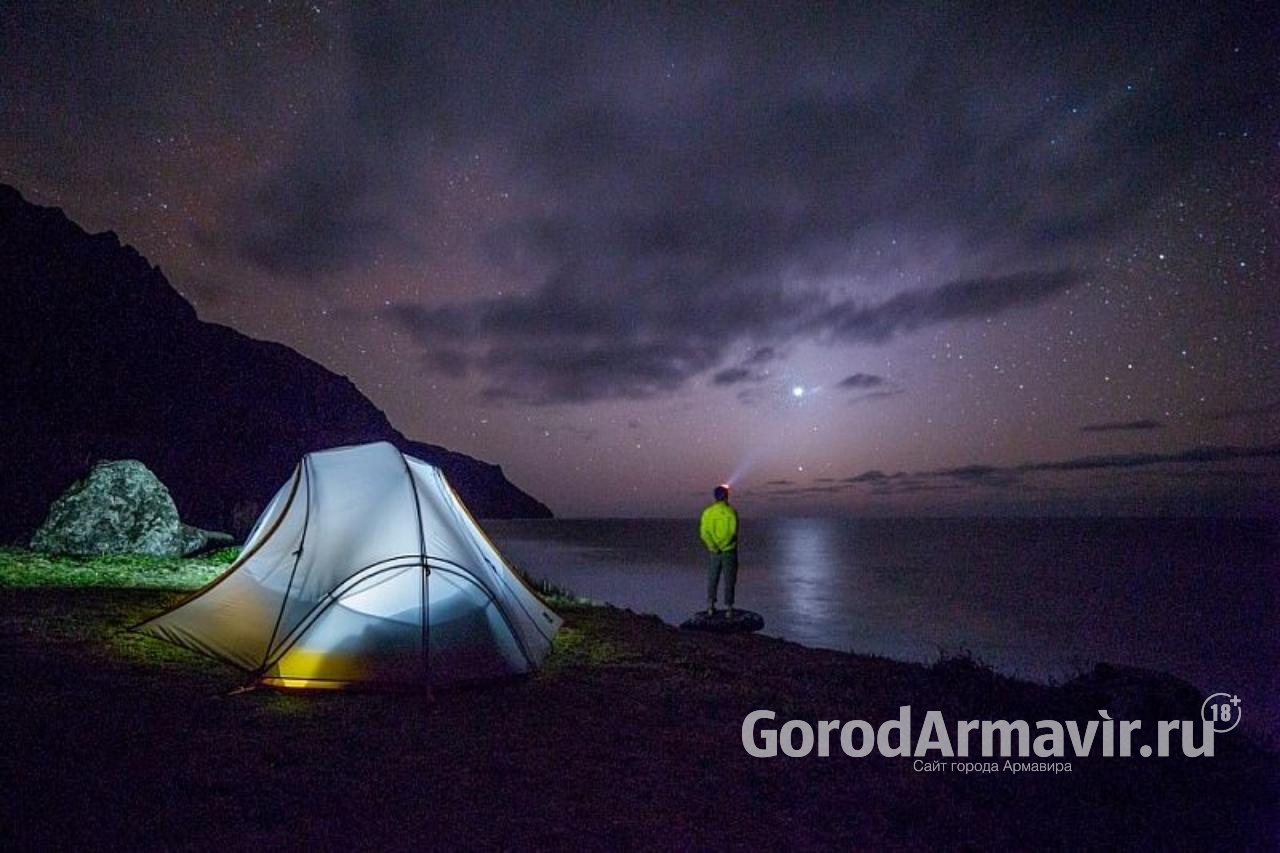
[258,677,347,690]
[264,647,367,687]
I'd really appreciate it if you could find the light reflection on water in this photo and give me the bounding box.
[775,517,834,622]
[487,516,1278,733]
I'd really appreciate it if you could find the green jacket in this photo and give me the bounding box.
[699,500,738,552]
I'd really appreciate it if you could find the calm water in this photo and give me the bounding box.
[488,517,1279,735]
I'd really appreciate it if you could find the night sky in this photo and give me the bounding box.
[3,2,1277,517]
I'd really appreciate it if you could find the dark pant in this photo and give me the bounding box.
[706,548,738,608]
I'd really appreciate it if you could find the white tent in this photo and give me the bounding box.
[137,442,561,689]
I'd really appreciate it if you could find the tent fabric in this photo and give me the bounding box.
[137,442,562,689]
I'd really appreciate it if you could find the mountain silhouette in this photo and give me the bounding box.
[0,183,551,543]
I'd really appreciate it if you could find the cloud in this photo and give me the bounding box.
[459,335,725,404]
[197,3,1248,398]
[201,101,418,281]
[836,373,906,405]
[1079,418,1163,432]
[1018,444,1280,473]
[21,2,1256,394]
[392,268,1077,403]
[916,443,1280,488]
[849,388,906,405]
[758,443,1280,498]
[424,348,469,377]
[916,443,1280,492]
[844,470,894,483]
[931,464,1003,479]
[925,464,1023,488]
[868,480,966,496]
[816,270,1081,345]
[744,347,777,366]
[837,373,886,389]
[708,346,783,387]
[756,483,859,499]
[220,150,396,278]
[712,367,756,386]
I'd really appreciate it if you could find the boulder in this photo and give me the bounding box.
[30,460,230,557]
[179,524,237,555]
[680,608,765,634]
[1064,663,1206,724]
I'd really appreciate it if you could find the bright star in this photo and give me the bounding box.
[792,386,805,398]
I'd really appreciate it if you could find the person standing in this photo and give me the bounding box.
[700,484,739,617]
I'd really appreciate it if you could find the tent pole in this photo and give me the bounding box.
[422,562,430,691]
[259,455,312,675]
[399,449,431,690]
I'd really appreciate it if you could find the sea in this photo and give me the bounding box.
[486,517,1279,737]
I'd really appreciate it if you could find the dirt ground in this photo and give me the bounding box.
[2,586,1275,850]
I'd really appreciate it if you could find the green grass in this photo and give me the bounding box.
[0,546,582,605]
[0,546,237,590]
[513,566,581,604]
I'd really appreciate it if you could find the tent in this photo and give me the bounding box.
[137,442,562,689]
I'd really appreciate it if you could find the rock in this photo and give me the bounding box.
[680,609,765,634]
[1064,663,1205,723]
[178,524,236,556]
[30,460,230,557]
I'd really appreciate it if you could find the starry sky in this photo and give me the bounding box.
[3,1,1277,517]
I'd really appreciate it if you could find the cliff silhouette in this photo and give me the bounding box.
[0,183,551,542]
